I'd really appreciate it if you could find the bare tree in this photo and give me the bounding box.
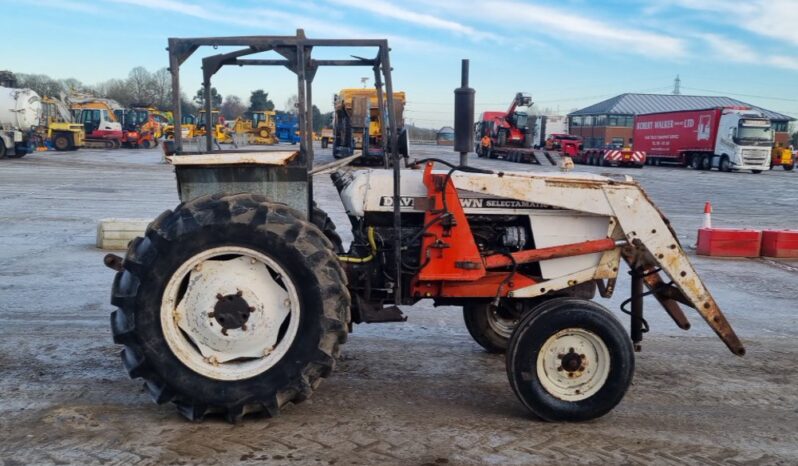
[151,68,171,109]
[221,95,247,120]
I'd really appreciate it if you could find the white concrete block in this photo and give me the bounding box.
[96,218,151,250]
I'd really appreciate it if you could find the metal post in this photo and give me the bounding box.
[381,44,402,306]
[373,65,388,168]
[168,45,182,153]
[631,268,644,351]
[296,42,311,219]
[305,64,315,219]
[204,78,213,152]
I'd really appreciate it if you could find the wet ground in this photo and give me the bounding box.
[1,143,797,465]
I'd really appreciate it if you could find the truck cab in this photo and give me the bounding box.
[715,109,773,172]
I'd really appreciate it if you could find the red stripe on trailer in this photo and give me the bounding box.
[761,230,798,258]
[697,228,762,257]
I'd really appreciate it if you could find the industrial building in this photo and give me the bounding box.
[568,93,794,148]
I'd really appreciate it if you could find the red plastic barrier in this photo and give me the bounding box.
[696,228,762,257]
[761,230,798,258]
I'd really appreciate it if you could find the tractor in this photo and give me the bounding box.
[105,32,744,423]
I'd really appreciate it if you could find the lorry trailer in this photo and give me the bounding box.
[633,107,773,173]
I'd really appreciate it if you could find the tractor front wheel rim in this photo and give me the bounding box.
[536,328,610,401]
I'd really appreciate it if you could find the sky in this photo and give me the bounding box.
[4,0,798,129]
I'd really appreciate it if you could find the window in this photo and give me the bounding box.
[583,116,594,126]
[595,115,607,126]
[570,116,582,127]
[611,137,624,148]
[772,121,788,132]
[608,115,634,127]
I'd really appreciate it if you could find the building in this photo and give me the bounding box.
[568,93,794,148]
[436,126,455,145]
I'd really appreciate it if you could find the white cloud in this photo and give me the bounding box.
[326,0,498,41]
[699,33,798,71]
[482,1,686,57]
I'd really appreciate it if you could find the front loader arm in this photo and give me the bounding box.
[451,172,745,356]
[602,186,745,356]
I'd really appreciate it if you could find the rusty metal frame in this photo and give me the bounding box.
[167,29,404,303]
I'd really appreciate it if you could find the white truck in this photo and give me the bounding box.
[0,86,41,159]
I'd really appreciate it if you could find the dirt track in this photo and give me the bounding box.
[1,145,797,465]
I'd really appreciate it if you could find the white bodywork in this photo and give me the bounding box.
[0,86,41,129]
[714,109,772,171]
[339,169,616,281]
[337,166,742,356]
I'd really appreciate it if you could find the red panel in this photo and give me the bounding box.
[411,272,538,298]
[633,108,721,158]
[696,228,762,257]
[416,163,485,281]
[761,230,798,258]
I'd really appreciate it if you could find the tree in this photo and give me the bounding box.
[151,68,172,109]
[15,73,64,97]
[284,95,298,114]
[128,66,154,105]
[249,89,274,112]
[221,95,247,120]
[194,87,222,108]
[310,105,333,132]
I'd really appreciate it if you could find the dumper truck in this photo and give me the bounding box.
[0,86,40,158]
[332,87,405,162]
[634,107,773,173]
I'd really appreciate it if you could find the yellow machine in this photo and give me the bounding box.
[771,143,795,171]
[197,109,234,144]
[40,96,85,151]
[235,110,278,145]
[164,114,197,140]
[332,87,406,159]
[145,108,172,139]
[320,127,334,148]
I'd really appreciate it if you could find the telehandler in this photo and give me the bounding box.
[105,32,744,423]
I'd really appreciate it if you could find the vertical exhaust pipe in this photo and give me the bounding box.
[454,59,475,166]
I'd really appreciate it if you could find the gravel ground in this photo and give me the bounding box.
[0,143,797,465]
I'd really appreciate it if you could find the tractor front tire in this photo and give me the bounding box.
[110,193,350,422]
[506,298,634,422]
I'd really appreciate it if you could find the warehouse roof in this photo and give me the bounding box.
[569,93,794,121]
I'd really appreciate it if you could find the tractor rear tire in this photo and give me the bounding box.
[506,298,634,422]
[311,204,344,254]
[110,193,350,422]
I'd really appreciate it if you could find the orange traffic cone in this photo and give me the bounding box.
[702,201,712,229]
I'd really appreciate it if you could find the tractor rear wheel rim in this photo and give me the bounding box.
[536,328,610,401]
[160,246,301,381]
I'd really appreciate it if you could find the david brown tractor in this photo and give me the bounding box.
[105,32,744,423]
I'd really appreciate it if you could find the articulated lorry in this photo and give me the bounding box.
[634,107,773,173]
[0,86,40,158]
